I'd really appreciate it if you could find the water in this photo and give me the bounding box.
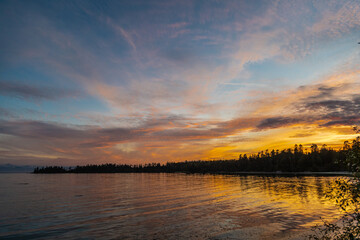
[0,173,343,239]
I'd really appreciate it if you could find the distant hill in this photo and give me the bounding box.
[0,164,35,173]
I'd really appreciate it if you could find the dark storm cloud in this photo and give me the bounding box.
[0,81,81,100]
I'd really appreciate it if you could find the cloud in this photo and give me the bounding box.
[106,17,137,51]
[305,95,360,127]
[0,114,256,153]
[289,132,316,138]
[0,80,81,100]
[0,120,85,139]
[257,117,303,130]
[321,116,360,127]
[310,1,360,38]
[162,47,196,65]
[1,0,360,165]
[304,95,360,115]
[255,84,360,130]
[0,107,15,119]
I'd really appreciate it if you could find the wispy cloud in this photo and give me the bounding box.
[0,80,81,100]
[1,0,360,165]
[106,17,137,51]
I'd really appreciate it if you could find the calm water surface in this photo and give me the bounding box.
[0,173,343,239]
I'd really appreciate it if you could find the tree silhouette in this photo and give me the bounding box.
[309,127,360,239]
[34,142,352,174]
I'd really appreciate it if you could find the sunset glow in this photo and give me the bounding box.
[1,0,360,165]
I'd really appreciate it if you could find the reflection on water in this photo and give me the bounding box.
[0,173,342,239]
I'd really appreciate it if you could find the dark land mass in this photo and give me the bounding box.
[34,143,354,174]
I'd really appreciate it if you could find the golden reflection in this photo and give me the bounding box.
[202,175,342,228]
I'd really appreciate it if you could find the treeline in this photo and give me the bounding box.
[237,143,347,172]
[34,142,356,174]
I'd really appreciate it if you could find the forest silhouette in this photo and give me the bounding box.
[34,141,355,174]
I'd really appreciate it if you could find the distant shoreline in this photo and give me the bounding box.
[32,170,352,176]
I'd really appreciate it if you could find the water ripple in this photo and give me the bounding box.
[0,173,343,239]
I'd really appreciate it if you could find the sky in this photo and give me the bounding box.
[0,0,360,166]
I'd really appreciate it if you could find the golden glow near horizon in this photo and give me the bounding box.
[0,0,360,165]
